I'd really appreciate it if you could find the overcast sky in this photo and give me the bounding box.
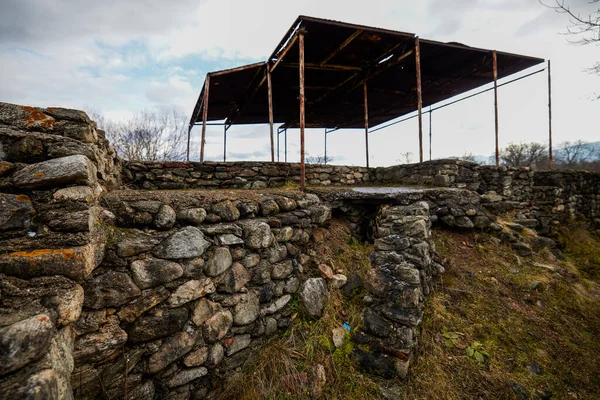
[1,0,598,166]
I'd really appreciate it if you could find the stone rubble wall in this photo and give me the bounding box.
[123,158,599,231]
[123,161,373,190]
[72,190,331,399]
[0,102,120,398]
[374,160,600,231]
[2,102,599,398]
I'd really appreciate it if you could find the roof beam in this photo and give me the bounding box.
[271,33,299,73]
[210,62,266,77]
[281,63,362,71]
[225,65,266,125]
[320,29,362,66]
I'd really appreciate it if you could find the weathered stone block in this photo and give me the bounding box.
[83,270,141,309]
[166,278,216,307]
[299,278,326,318]
[152,226,211,259]
[0,244,98,281]
[148,332,196,373]
[73,317,127,364]
[0,314,54,375]
[126,307,189,343]
[0,193,34,231]
[12,155,96,189]
[130,258,183,289]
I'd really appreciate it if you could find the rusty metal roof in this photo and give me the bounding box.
[190,15,544,129]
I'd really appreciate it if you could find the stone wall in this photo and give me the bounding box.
[69,189,331,398]
[123,161,372,190]
[2,102,599,399]
[0,102,120,398]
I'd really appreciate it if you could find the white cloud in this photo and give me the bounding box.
[1,0,599,166]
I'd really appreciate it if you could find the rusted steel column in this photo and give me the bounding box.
[415,37,423,163]
[548,60,553,169]
[200,75,210,163]
[285,128,288,162]
[363,82,370,167]
[493,50,499,168]
[223,124,227,162]
[299,29,306,190]
[429,107,432,161]
[267,64,275,162]
[324,129,327,165]
[186,124,191,161]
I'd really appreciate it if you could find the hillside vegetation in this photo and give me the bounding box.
[218,220,600,399]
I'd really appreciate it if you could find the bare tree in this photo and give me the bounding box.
[88,108,188,162]
[556,140,599,168]
[306,154,334,164]
[542,0,600,74]
[397,152,413,164]
[500,142,548,168]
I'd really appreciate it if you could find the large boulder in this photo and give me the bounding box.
[12,155,96,189]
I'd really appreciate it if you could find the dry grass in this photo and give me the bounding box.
[218,219,382,400]
[401,227,600,400]
[218,219,600,399]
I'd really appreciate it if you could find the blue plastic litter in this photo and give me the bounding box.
[343,322,351,331]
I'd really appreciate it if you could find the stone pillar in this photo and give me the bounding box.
[352,201,444,379]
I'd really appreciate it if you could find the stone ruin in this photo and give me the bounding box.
[0,102,599,399]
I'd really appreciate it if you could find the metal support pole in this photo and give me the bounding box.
[299,29,306,190]
[223,124,227,162]
[363,82,370,168]
[429,107,432,161]
[415,37,423,163]
[200,75,210,163]
[548,60,553,170]
[186,125,191,161]
[284,128,288,162]
[267,64,275,162]
[324,129,327,165]
[277,127,280,162]
[493,50,499,168]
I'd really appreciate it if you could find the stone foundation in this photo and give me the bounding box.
[1,102,599,399]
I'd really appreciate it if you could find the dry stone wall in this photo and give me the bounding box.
[123,161,372,190]
[0,102,120,398]
[1,102,599,399]
[69,190,331,399]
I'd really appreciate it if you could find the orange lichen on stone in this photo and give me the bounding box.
[34,172,44,178]
[21,106,55,128]
[15,195,31,202]
[39,315,48,322]
[9,248,77,260]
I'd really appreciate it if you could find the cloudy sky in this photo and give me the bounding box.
[1,0,598,166]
